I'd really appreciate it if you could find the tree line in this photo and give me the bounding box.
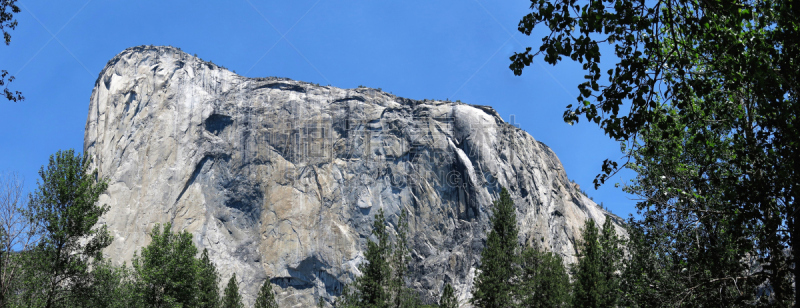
[0,150,279,308]
[468,188,627,308]
[341,183,795,308]
[0,150,686,308]
[339,187,627,308]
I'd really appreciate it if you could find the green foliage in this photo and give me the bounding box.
[197,249,220,308]
[72,258,136,308]
[517,247,570,308]
[572,219,621,308]
[438,283,457,308]
[471,187,519,308]
[3,155,238,308]
[360,209,392,307]
[572,220,600,307]
[395,289,424,308]
[132,222,199,307]
[622,101,780,306]
[1,0,23,102]
[222,273,244,308]
[390,210,414,308]
[0,0,20,45]
[254,278,278,308]
[20,149,111,308]
[598,218,623,306]
[470,187,573,307]
[336,283,358,307]
[619,219,682,308]
[513,0,799,304]
[339,209,423,308]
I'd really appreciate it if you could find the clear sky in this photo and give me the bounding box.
[0,0,638,217]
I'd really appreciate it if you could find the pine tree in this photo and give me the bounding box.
[572,219,601,307]
[598,218,622,306]
[222,273,244,308]
[572,218,621,308]
[517,247,570,308]
[254,278,278,308]
[336,284,358,308]
[392,210,421,308]
[391,211,408,307]
[197,249,220,308]
[471,187,519,308]
[438,283,457,308]
[338,209,424,308]
[358,209,393,307]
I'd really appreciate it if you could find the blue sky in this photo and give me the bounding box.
[0,0,637,217]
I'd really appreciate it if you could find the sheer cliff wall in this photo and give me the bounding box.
[84,46,622,306]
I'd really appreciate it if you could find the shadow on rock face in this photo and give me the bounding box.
[221,176,263,227]
[272,256,344,294]
[205,114,233,135]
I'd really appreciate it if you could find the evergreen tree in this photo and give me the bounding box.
[391,211,408,307]
[572,219,601,307]
[391,210,422,308]
[471,187,519,308]
[197,248,220,308]
[338,209,423,308]
[517,247,570,308]
[438,283,457,308]
[336,284,358,308]
[356,209,393,307]
[221,273,244,308]
[254,278,278,308]
[598,218,623,306]
[572,218,621,308]
[132,222,199,307]
[20,149,111,308]
[317,296,325,308]
[395,289,424,308]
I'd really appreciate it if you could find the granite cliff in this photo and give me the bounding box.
[84,46,623,306]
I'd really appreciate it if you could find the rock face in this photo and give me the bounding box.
[85,46,623,307]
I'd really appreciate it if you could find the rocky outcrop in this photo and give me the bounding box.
[85,45,623,307]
